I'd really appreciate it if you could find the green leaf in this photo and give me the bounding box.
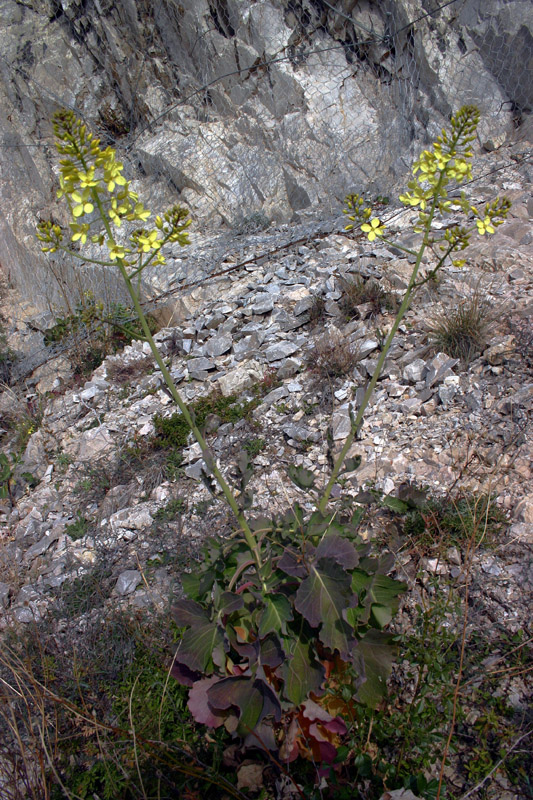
[177,621,225,674]
[342,455,362,473]
[354,629,397,708]
[258,594,293,637]
[295,558,356,658]
[172,600,225,673]
[381,494,409,513]
[218,591,244,615]
[282,623,325,705]
[287,465,316,491]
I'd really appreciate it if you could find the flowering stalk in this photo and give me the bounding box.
[37,110,265,579]
[319,106,510,513]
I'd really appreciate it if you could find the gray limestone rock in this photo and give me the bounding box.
[205,333,233,358]
[403,359,427,384]
[264,341,300,362]
[251,294,275,315]
[217,360,263,396]
[114,570,142,596]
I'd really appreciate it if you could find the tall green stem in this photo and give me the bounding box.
[89,188,264,576]
[317,170,448,514]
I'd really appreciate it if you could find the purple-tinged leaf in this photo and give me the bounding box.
[172,598,209,628]
[282,628,325,705]
[353,629,397,709]
[259,635,284,668]
[208,676,281,735]
[169,660,201,687]
[278,545,315,577]
[218,591,245,615]
[176,621,225,673]
[295,558,356,658]
[315,533,360,570]
[188,676,227,728]
[258,594,293,637]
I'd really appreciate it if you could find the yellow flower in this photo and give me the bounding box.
[361,217,386,241]
[476,216,495,235]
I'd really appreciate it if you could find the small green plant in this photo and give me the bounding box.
[65,511,90,540]
[403,491,507,552]
[38,106,511,777]
[429,292,492,363]
[154,497,187,521]
[243,437,266,457]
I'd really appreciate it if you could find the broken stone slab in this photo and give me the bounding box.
[109,506,153,532]
[264,341,300,362]
[114,570,142,596]
[250,294,275,314]
[186,357,216,375]
[358,339,379,359]
[23,529,62,562]
[400,397,423,415]
[402,358,427,383]
[74,425,114,461]
[331,404,352,441]
[282,423,321,443]
[234,333,261,361]
[261,386,289,406]
[217,359,263,397]
[438,384,457,405]
[424,353,459,387]
[205,333,233,358]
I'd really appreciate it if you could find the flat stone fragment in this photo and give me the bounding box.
[114,570,142,596]
[283,423,321,442]
[403,358,427,383]
[217,359,263,397]
[205,333,233,357]
[264,341,300,362]
[251,294,274,314]
[186,357,216,372]
[331,404,352,440]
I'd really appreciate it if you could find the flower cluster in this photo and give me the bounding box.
[37,109,190,273]
[343,106,510,269]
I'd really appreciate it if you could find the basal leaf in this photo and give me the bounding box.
[354,629,397,709]
[306,511,332,539]
[208,676,281,736]
[287,465,316,491]
[258,593,293,637]
[259,634,284,668]
[176,621,225,674]
[181,568,215,600]
[278,546,313,578]
[172,598,210,628]
[295,558,356,658]
[282,624,325,705]
[188,676,227,728]
[381,494,409,513]
[218,591,245,615]
[315,533,360,570]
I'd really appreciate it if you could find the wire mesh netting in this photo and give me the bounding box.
[1,0,532,321]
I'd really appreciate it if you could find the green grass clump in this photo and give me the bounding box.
[152,391,259,450]
[429,293,492,363]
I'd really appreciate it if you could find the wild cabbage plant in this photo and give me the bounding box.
[37,106,510,766]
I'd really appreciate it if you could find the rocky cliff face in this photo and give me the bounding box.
[0,0,532,309]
